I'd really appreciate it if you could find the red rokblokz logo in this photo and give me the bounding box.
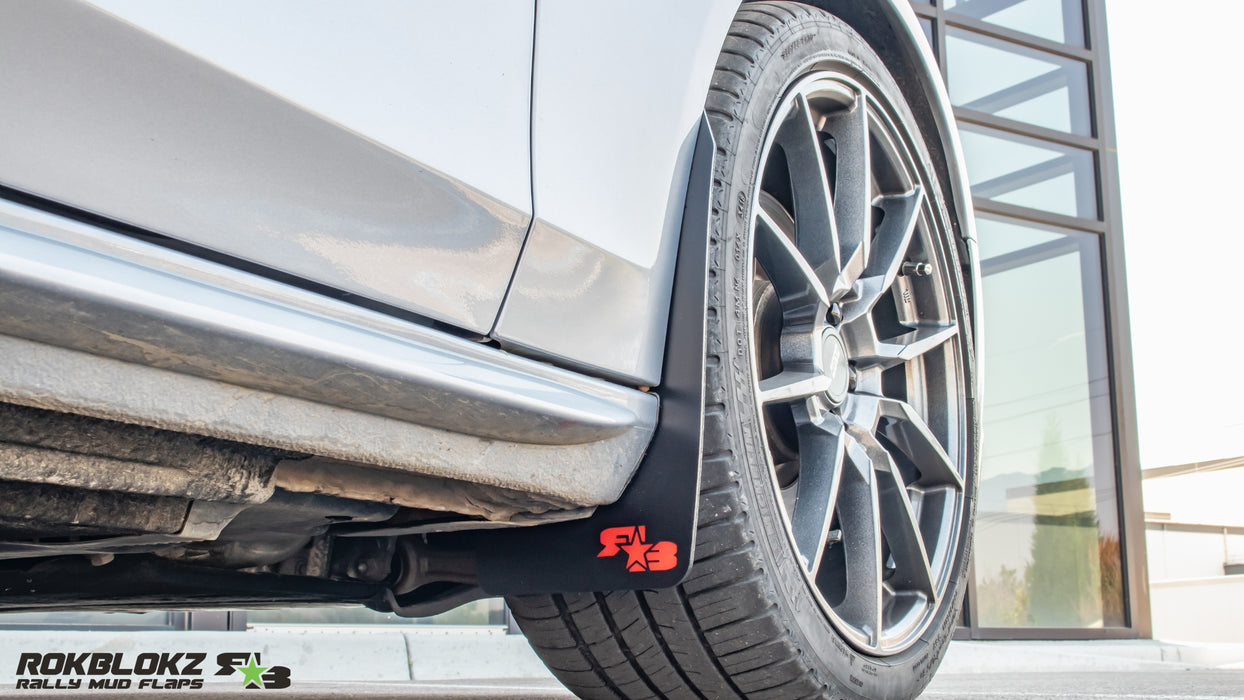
[598,526,677,572]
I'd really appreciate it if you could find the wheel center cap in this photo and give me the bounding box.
[821,331,850,404]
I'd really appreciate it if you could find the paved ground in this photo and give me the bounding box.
[21,672,1241,699]
[924,670,1244,699]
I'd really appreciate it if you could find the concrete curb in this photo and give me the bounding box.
[402,631,550,681]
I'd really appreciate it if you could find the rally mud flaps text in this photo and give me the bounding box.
[14,652,291,690]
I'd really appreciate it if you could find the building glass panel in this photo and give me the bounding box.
[973,214,1124,628]
[946,27,1092,135]
[958,123,1097,219]
[943,0,1086,46]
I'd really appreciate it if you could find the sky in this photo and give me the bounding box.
[1106,0,1244,469]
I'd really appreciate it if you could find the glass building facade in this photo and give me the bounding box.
[911,0,1148,638]
[0,0,1148,643]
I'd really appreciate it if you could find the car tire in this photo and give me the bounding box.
[508,3,978,699]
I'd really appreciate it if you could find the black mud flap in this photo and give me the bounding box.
[471,117,714,595]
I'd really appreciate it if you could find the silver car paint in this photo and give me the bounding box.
[494,0,740,386]
[0,0,534,333]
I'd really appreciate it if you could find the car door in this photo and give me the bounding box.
[0,0,534,334]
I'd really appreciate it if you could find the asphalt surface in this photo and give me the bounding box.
[6,671,1242,698]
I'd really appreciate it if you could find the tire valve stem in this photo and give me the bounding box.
[825,529,843,546]
[901,260,932,277]
[828,303,843,326]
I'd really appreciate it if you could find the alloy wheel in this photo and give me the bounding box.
[748,72,967,657]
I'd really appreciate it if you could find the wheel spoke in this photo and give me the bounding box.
[845,187,925,321]
[835,438,884,645]
[822,95,871,294]
[861,434,936,600]
[790,415,846,574]
[758,370,831,405]
[878,398,964,491]
[776,93,846,298]
[755,193,830,325]
[855,323,958,369]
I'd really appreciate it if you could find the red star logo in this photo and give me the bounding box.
[597,525,678,572]
[620,536,653,571]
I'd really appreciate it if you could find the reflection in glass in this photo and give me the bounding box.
[973,214,1123,628]
[958,123,1097,219]
[947,28,1091,135]
[944,0,1085,46]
